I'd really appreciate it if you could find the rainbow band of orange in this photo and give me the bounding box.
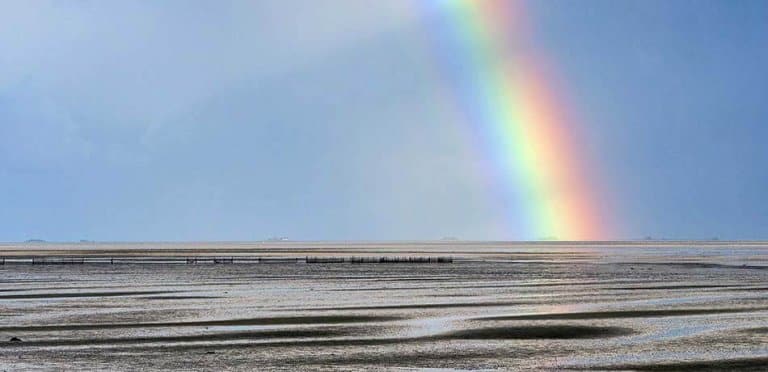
[423,0,609,240]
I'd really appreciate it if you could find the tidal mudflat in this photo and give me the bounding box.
[1,241,767,370]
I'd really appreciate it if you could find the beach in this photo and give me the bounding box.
[1,241,767,370]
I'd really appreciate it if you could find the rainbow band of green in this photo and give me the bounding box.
[423,0,609,240]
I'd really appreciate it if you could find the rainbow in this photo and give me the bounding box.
[422,1,611,240]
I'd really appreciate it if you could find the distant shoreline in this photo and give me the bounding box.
[1,241,766,268]
[3,239,768,246]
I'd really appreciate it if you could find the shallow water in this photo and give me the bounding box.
[1,242,767,370]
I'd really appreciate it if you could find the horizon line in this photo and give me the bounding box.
[3,239,768,245]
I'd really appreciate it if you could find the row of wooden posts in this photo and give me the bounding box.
[0,256,454,265]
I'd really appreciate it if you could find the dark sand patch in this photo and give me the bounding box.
[479,307,767,321]
[0,315,399,332]
[0,328,349,348]
[0,282,244,292]
[740,327,768,334]
[298,301,530,311]
[424,293,480,298]
[433,325,632,340]
[68,325,629,353]
[295,349,512,367]
[630,262,768,271]
[364,277,456,282]
[324,284,562,292]
[49,335,468,354]
[111,337,412,352]
[596,357,768,371]
[724,287,768,291]
[0,291,180,300]
[612,285,741,290]
[326,280,671,292]
[15,338,425,352]
[140,296,220,300]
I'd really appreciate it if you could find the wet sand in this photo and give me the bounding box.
[1,241,767,370]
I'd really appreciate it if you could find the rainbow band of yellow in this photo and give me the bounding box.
[423,1,610,240]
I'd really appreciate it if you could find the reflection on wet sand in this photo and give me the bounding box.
[1,241,768,370]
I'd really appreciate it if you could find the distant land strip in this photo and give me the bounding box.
[0,256,455,265]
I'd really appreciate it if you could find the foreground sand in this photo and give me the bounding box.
[1,242,767,370]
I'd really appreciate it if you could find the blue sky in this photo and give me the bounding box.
[1,0,766,241]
